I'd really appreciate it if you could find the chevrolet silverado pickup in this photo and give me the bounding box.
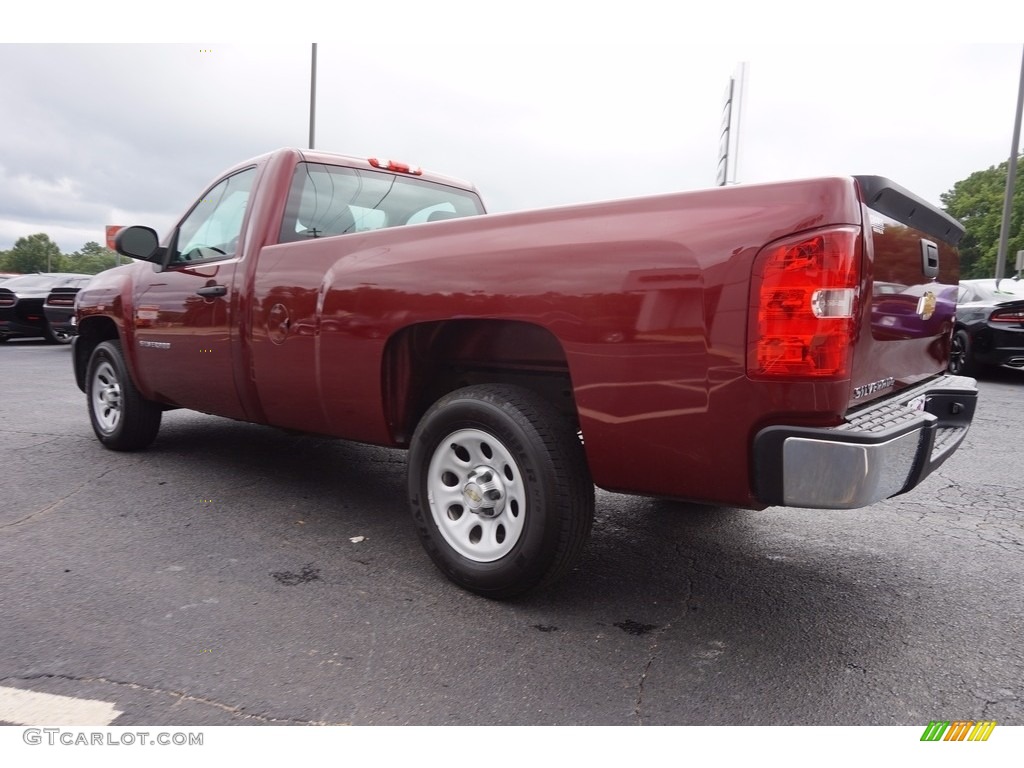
[73,148,978,597]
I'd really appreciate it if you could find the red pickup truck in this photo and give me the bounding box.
[73,147,978,597]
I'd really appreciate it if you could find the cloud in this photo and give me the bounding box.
[0,41,1020,254]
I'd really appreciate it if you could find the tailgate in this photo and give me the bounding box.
[849,176,965,407]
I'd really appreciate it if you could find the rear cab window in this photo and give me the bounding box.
[279,162,485,244]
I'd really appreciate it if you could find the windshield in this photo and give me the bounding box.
[970,280,1024,302]
[0,274,89,290]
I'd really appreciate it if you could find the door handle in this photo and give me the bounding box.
[196,285,227,297]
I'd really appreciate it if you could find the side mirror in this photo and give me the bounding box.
[115,226,163,264]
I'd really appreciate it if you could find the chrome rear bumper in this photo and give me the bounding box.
[753,375,978,509]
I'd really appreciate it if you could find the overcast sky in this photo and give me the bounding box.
[2,5,1022,253]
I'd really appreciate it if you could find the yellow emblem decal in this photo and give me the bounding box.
[916,291,937,320]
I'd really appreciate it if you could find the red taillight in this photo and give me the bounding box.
[47,296,75,306]
[991,308,1024,323]
[368,157,423,176]
[749,226,861,378]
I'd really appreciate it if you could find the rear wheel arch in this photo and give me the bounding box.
[381,319,580,445]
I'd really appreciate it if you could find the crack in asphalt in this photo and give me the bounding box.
[1,673,348,726]
[0,434,63,448]
[349,628,378,725]
[0,429,93,441]
[632,561,695,725]
[897,497,1024,554]
[632,623,672,726]
[630,549,704,724]
[974,688,1020,720]
[0,465,130,531]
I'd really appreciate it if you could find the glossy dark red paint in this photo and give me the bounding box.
[75,149,961,510]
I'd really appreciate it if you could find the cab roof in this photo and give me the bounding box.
[226,147,479,195]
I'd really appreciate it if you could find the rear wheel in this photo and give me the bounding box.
[948,329,975,376]
[86,340,162,450]
[408,384,593,599]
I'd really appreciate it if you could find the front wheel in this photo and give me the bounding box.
[86,339,162,450]
[408,385,594,599]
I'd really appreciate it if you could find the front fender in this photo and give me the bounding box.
[73,265,140,392]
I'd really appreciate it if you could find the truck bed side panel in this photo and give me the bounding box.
[264,178,863,508]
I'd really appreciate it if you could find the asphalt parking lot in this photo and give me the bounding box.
[1,339,1021,726]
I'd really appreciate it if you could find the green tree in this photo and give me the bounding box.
[4,233,64,273]
[67,241,121,275]
[941,155,1024,279]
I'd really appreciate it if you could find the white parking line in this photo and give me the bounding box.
[0,686,122,725]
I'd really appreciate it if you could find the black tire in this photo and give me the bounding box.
[408,384,594,599]
[948,329,976,376]
[86,339,162,450]
[44,323,74,345]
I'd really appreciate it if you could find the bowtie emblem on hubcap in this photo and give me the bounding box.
[463,467,506,518]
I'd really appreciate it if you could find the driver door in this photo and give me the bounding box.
[133,168,255,419]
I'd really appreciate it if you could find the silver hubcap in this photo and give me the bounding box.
[426,428,526,562]
[91,361,122,434]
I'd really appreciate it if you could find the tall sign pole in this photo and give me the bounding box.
[309,43,318,150]
[995,44,1024,285]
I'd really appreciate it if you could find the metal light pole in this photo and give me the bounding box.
[309,43,318,150]
[995,45,1024,286]
[732,61,747,184]
[715,62,748,188]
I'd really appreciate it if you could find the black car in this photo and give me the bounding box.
[949,278,1024,375]
[0,273,92,344]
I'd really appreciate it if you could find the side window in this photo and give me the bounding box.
[173,168,256,264]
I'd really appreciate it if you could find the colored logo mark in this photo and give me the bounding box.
[920,720,996,742]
